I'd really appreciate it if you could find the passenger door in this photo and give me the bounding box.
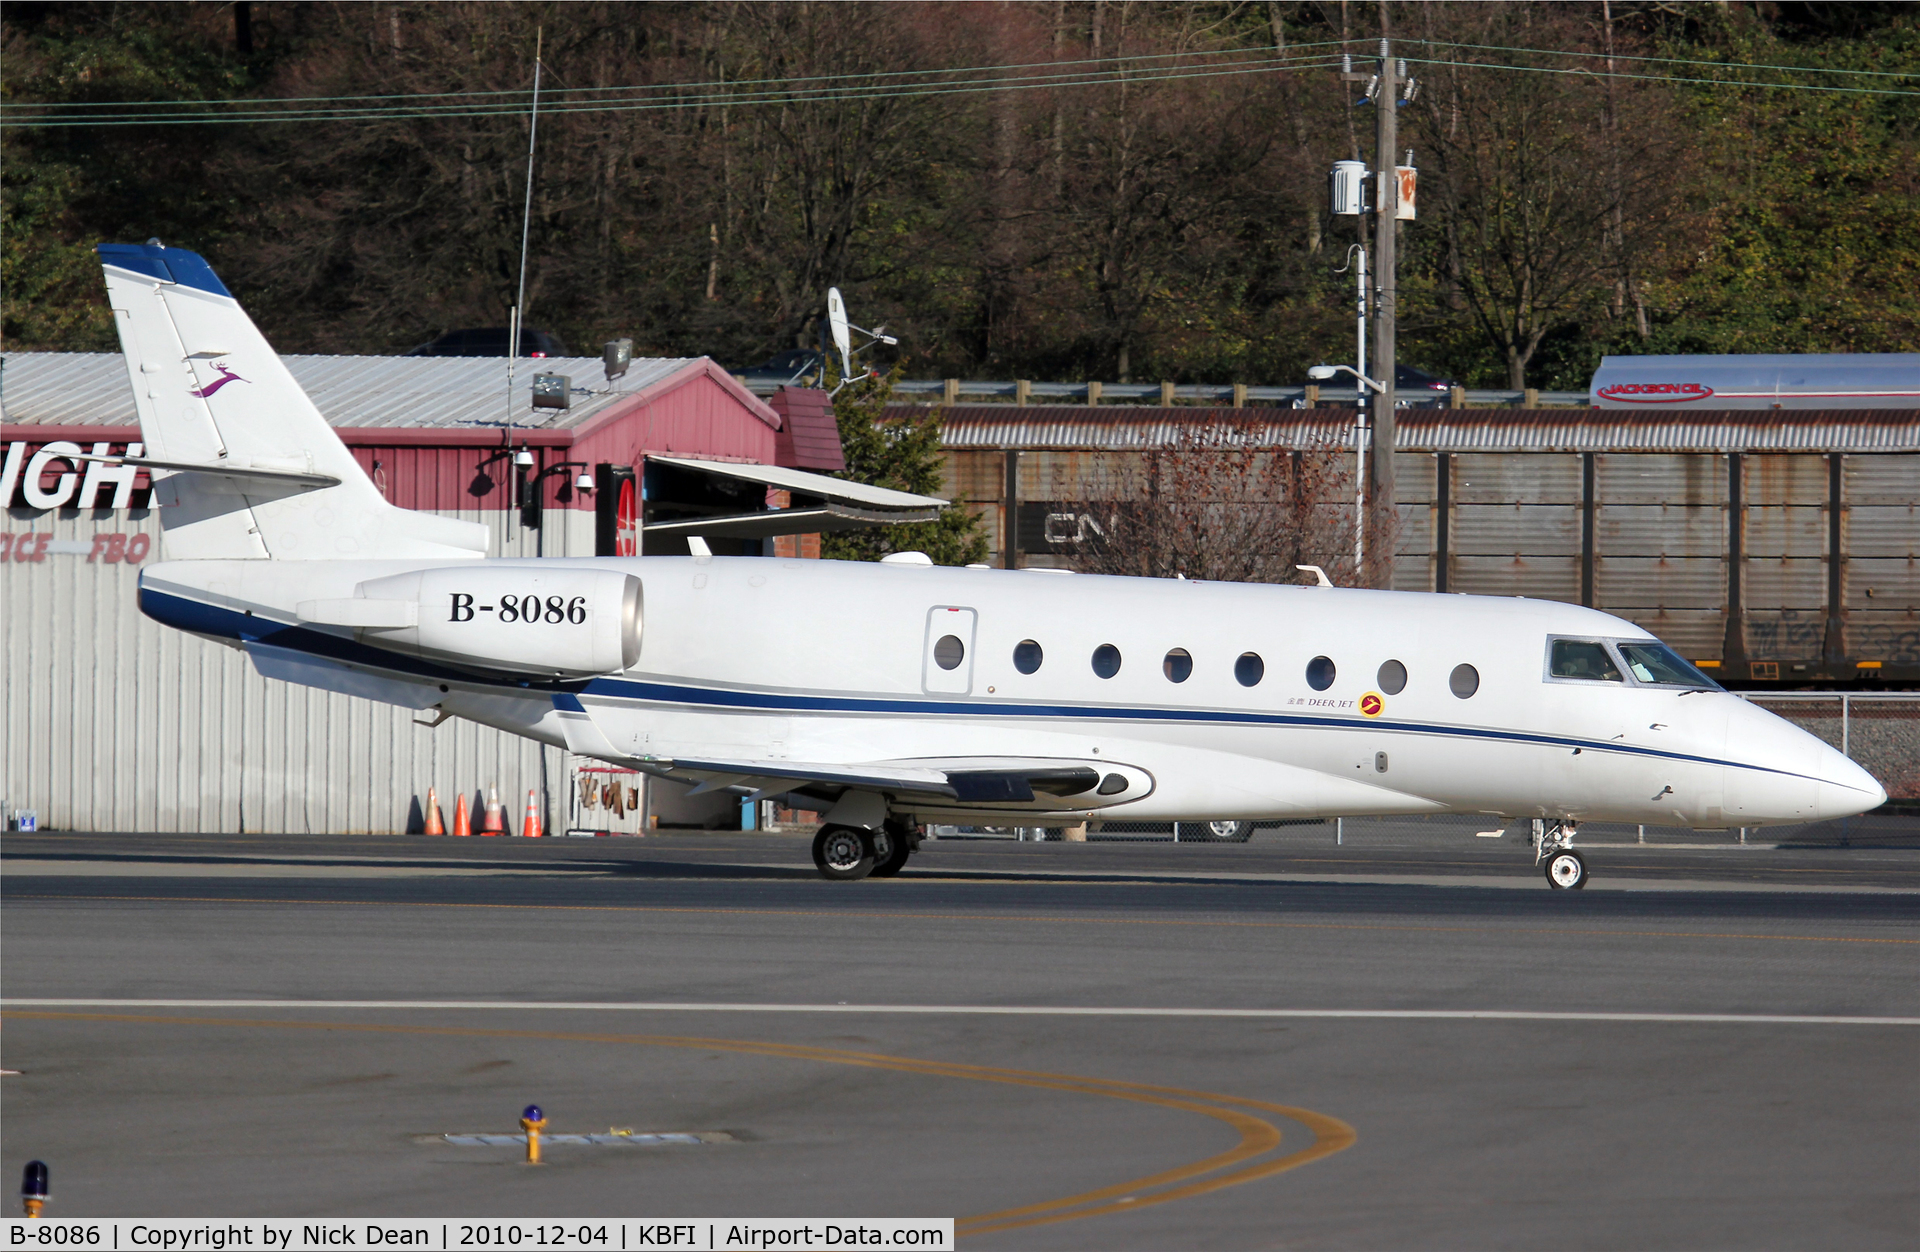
[922,606,977,695]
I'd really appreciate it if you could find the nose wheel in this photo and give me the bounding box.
[1533,819,1588,890]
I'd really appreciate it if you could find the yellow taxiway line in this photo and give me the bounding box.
[1,1010,1353,1238]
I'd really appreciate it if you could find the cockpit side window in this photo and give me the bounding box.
[1619,642,1721,689]
[1549,639,1624,682]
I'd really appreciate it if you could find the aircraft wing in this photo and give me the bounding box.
[655,756,1127,805]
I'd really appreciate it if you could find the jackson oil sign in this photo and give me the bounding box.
[1595,382,1716,404]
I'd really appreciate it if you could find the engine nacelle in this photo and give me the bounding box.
[344,566,642,678]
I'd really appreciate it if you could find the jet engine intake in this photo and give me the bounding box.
[331,566,642,678]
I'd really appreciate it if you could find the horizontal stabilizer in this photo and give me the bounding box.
[79,451,341,491]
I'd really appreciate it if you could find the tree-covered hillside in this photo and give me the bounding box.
[4,1,1915,390]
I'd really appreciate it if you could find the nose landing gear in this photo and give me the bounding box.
[1534,819,1587,890]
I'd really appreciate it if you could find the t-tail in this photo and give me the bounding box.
[96,242,488,561]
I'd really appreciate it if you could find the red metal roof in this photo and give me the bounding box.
[769,386,847,472]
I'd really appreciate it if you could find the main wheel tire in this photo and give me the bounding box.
[867,825,913,878]
[813,825,874,881]
[1544,849,1588,890]
[1176,820,1256,843]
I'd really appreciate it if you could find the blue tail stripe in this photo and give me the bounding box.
[97,242,232,297]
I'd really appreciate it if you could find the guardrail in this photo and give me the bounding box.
[742,376,1589,407]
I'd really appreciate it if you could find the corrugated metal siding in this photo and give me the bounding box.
[1,504,575,832]
[1609,609,1726,657]
[1850,613,1920,665]
[1849,507,1920,559]
[1598,557,1727,609]
[1746,506,1826,558]
[1745,558,1827,609]
[916,405,1920,453]
[1744,610,1826,661]
[1599,505,1725,554]
[1453,454,1581,503]
[1,352,704,431]
[1451,555,1580,600]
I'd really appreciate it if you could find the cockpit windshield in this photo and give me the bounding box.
[1618,642,1721,689]
[1550,639,1624,682]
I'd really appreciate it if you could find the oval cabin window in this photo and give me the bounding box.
[1450,663,1480,698]
[1013,639,1043,674]
[1306,655,1336,691]
[1092,644,1122,679]
[933,635,966,671]
[1163,649,1193,683]
[1235,653,1265,687]
[1377,659,1407,695]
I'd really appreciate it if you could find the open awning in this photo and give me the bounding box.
[646,455,946,509]
[643,454,945,539]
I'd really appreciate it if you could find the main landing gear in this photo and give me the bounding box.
[1533,819,1587,890]
[812,821,919,881]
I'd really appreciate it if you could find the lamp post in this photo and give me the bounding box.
[1310,364,1387,580]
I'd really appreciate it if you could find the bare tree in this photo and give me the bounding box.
[1410,3,1681,387]
[1055,418,1357,585]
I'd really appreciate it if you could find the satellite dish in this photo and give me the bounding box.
[826,287,853,382]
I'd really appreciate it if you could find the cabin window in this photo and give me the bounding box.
[1092,644,1122,679]
[1013,639,1043,674]
[1619,642,1720,689]
[1550,639,1623,682]
[1450,663,1480,698]
[933,635,966,671]
[1306,655,1336,691]
[1235,652,1265,687]
[1163,648,1193,682]
[1377,659,1407,695]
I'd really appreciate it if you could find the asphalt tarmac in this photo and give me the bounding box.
[3,827,1916,1249]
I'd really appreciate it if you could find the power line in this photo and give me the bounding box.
[0,52,1344,128]
[1405,53,1920,98]
[3,38,1353,114]
[1400,36,1920,80]
[6,33,1913,131]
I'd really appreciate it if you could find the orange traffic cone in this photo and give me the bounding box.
[521,789,542,839]
[424,787,445,836]
[453,791,472,838]
[481,786,504,835]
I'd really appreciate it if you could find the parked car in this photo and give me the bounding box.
[405,327,569,358]
[1395,363,1459,396]
[735,349,827,387]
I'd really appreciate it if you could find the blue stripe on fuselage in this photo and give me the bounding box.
[140,585,1805,782]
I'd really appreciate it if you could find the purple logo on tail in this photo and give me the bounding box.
[189,362,247,398]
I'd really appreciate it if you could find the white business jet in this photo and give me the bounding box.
[97,244,1884,887]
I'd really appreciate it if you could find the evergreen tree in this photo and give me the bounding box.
[821,366,988,566]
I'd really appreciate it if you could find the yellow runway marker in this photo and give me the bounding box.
[2,1011,1353,1238]
[13,893,1917,946]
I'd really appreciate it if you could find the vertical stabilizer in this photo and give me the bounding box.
[98,243,489,561]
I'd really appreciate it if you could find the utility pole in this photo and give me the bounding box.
[1333,41,1414,588]
[1369,39,1398,590]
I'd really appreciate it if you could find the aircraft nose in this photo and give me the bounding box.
[1814,745,1886,821]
